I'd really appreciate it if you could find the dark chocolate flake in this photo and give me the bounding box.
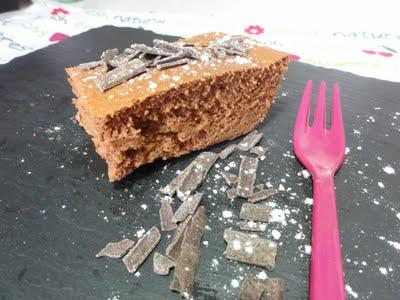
[237,156,259,197]
[219,144,237,159]
[263,278,285,300]
[240,203,271,222]
[177,152,218,201]
[157,58,190,70]
[154,53,185,66]
[219,170,238,185]
[171,207,207,297]
[122,226,161,273]
[159,198,177,231]
[153,252,175,275]
[255,183,265,191]
[211,46,226,59]
[227,187,238,199]
[223,229,277,270]
[219,46,246,57]
[238,276,265,300]
[79,60,102,70]
[239,220,267,232]
[248,188,278,203]
[96,59,147,92]
[181,206,207,248]
[153,39,182,53]
[101,48,119,61]
[131,43,176,57]
[96,238,135,258]
[250,146,268,158]
[165,216,192,261]
[108,52,140,69]
[238,130,263,151]
[174,192,203,222]
[160,160,196,197]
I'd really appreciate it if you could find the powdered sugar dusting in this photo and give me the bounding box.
[383,165,395,174]
[345,285,358,298]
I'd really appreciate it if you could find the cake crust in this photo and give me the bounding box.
[66,32,289,181]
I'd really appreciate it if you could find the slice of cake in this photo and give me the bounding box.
[66,32,289,181]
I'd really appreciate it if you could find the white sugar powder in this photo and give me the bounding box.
[304,198,313,205]
[270,209,286,225]
[379,267,388,275]
[383,166,395,174]
[222,210,233,218]
[231,279,240,288]
[271,230,281,240]
[232,240,241,251]
[387,240,400,250]
[345,285,358,298]
[257,271,268,280]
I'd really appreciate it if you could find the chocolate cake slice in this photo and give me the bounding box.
[66,32,289,181]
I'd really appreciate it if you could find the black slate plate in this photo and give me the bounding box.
[0,26,399,300]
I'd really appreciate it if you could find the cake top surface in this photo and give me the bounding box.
[66,32,289,119]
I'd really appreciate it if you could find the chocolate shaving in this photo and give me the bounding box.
[160,160,196,197]
[108,52,140,69]
[122,226,161,273]
[239,220,267,232]
[219,144,237,159]
[181,206,207,248]
[237,156,259,197]
[123,48,139,55]
[79,60,102,70]
[211,46,226,59]
[219,170,238,185]
[238,276,265,300]
[250,146,268,158]
[165,216,192,261]
[101,48,119,61]
[102,48,119,71]
[96,238,135,258]
[159,198,177,231]
[238,130,263,151]
[131,43,176,57]
[96,59,147,92]
[170,207,207,296]
[240,203,271,222]
[157,58,190,70]
[248,188,278,203]
[227,187,238,199]
[153,39,182,53]
[180,47,200,59]
[263,278,285,300]
[174,192,203,222]
[153,252,175,275]
[255,183,265,191]
[219,47,246,56]
[223,229,277,270]
[154,53,185,66]
[177,152,218,201]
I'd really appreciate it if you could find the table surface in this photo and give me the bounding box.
[0,26,399,300]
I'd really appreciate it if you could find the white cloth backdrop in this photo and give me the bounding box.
[0,0,399,82]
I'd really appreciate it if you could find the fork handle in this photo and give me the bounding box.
[310,174,346,300]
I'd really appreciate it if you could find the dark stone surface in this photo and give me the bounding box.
[0,26,399,299]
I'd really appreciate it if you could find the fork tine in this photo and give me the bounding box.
[331,83,344,134]
[294,80,312,131]
[312,81,326,130]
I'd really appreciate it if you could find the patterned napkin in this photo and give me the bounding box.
[0,1,399,82]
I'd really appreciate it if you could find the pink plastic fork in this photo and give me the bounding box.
[293,81,346,300]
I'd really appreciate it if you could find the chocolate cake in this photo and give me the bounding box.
[66,32,289,181]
